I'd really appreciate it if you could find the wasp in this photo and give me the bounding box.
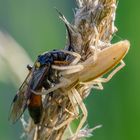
[9,50,73,124]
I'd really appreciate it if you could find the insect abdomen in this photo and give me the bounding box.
[28,94,42,124]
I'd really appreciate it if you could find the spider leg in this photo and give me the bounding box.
[54,90,79,130]
[70,88,88,140]
[39,77,71,95]
[51,64,83,71]
[59,50,81,65]
[97,60,125,83]
[33,126,39,140]
[68,90,79,116]
[79,60,125,88]
[79,80,103,90]
[54,86,89,137]
[51,50,82,70]
[54,117,74,131]
[51,50,82,75]
[76,82,103,99]
[52,62,83,76]
[92,82,104,90]
[75,60,124,99]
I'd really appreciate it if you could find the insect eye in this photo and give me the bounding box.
[35,62,41,68]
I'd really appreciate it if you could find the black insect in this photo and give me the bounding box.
[9,50,71,124]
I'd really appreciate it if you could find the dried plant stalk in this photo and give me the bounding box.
[21,0,130,140]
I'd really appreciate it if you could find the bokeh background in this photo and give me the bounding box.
[0,0,139,140]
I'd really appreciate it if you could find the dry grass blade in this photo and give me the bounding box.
[0,32,32,85]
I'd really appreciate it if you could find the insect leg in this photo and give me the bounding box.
[27,64,32,71]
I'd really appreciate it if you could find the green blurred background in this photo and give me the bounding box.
[0,0,139,140]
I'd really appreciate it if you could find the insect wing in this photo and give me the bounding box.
[9,72,32,123]
[9,58,50,123]
[30,64,50,90]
